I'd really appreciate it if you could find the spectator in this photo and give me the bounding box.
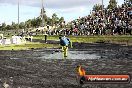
[67,1,132,36]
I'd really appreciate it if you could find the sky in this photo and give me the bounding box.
[0,0,124,25]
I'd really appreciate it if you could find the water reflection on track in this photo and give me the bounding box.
[38,50,100,60]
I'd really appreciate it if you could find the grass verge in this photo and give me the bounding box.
[0,42,59,50]
[34,35,132,43]
[0,35,132,50]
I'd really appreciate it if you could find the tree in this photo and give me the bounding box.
[93,4,102,11]
[31,18,37,28]
[25,19,32,28]
[59,17,65,28]
[11,22,18,30]
[6,25,12,30]
[1,23,6,31]
[59,17,64,23]
[36,17,42,27]
[30,17,42,28]
[19,22,25,29]
[52,13,59,26]
[12,22,15,29]
[107,0,117,9]
[47,17,52,25]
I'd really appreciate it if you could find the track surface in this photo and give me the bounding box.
[0,42,132,88]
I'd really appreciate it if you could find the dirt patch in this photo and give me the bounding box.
[0,42,132,88]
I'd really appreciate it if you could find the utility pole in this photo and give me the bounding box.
[41,0,47,42]
[102,0,104,13]
[18,0,20,32]
[41,0,44,27]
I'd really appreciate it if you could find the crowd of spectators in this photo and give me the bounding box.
[65,2,132,36]
[26,1,132,36]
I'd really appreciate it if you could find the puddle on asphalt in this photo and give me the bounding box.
[39,50,100,59]
[10,58,20,60]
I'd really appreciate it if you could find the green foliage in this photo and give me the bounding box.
[107,0,117,9]
[47,17,52,25]
[0,23,6,31]
[25,19,32,28]
[59,17,64,23]
[6,25,12,30]
[59,17,65,28]
[31,18,37,28]
[19,22,25,29]
[1,6,65,31]
[12,22,18,29]
[36,17,42,27]
[52,13,59,26]
[93,4,102,11]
